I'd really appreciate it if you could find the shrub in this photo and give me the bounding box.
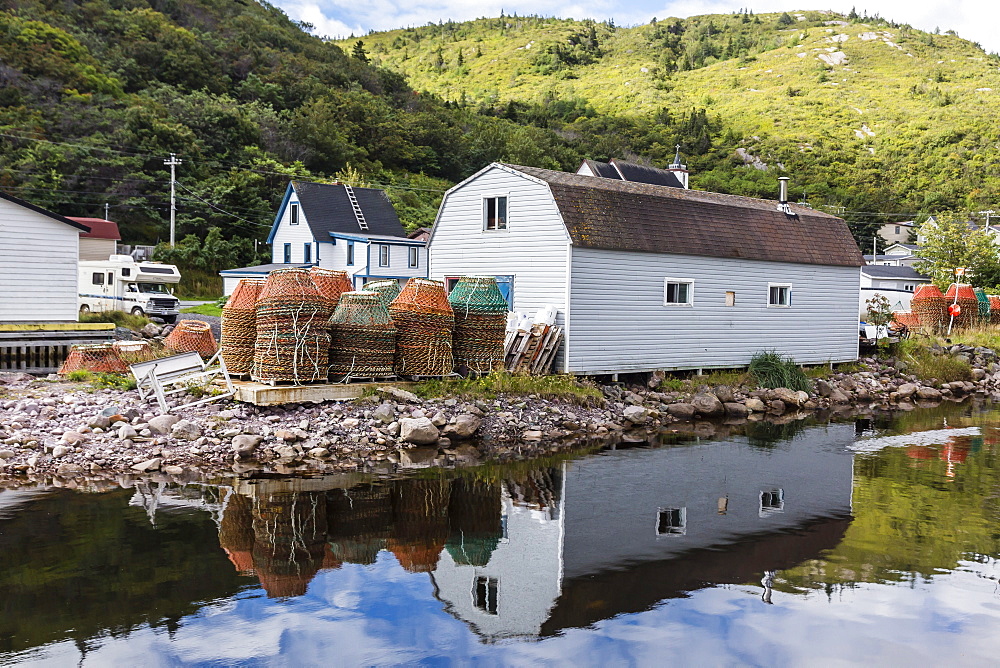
[410,371,603,405]
[80,311,151,331]
[748,350,811,392]
[897,339,971,383]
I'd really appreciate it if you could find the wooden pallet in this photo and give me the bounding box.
[505,324,563,374]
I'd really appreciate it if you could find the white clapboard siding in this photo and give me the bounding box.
[567,247,860,374]
[271,194,316,263]
[429,166,571,321]
[0,197,80,322]
[79,238,115,261]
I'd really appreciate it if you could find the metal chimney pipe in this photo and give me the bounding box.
[778,177,789,204]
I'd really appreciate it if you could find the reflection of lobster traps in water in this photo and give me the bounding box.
[163,319,218,359]
[253,268,331,384]
[388,479,452,573]
[364,279,401,309]
[448,276,508,375]
[389,278,454,377]
[251,491,327,598]
[975,288,992,324]
[326,484,393,565]
[59,343,128,374]
[221,279,264,375]
[328,292,397,379]
[446,478,502,567]
[911,284,947,331]
[219,492,256,575]
[309,268,353,311]
[944,283,978,329]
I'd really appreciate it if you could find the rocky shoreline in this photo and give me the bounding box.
[2,341,998,484]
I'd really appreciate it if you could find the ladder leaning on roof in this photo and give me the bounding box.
[344,184,369,231]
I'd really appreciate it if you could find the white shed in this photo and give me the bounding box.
[429,163,864,375]
[0,192,89,323]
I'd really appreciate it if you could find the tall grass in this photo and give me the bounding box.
[411,371,603,405]
[747,350,811,392]
[897,338,971,383]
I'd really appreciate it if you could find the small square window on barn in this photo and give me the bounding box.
[768,284,791,307]
[725,291,736,306]
[663,279,694,306]
[656,507,687,536]
[408,246,419,268]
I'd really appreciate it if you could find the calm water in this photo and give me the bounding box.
[2,405,1000,667]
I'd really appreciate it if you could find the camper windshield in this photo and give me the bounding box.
[138,283,170,294]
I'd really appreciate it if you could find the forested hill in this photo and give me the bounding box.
[347,10,1000,241]
[4,2,1000,257]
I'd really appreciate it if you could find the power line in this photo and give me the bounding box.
[176,182,271,229]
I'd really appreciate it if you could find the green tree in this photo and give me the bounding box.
[914,213,1000,288]
[351,40,369,63]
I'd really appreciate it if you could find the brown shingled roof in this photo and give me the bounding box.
[506,164,864,268]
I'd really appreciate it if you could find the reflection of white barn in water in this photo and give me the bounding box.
[430,422,857,640]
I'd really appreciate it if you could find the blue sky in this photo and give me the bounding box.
[269,1,999,54]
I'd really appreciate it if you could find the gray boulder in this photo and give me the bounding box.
[714,386,734,403]
[622,405,649,424]
[744,397,767,413]
[131,458,161,472]
[378,387,421,403]
[814,379,833,397]
[724,402,751,418]
[400,417,440,445]
[232,434,263,458]
[398,447,438,468]
[373,403,396,424]
[829,389,851,404]
[896,383,917,399]
[443,414,482,439]
[771,387,802,407]
[666,403,696,419]
[691,393,725,417]
[916,387,943,400]
[171,419,202,440]
[148,414,180,435]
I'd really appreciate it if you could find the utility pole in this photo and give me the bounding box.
[104,202,109,220]
[164,153,182,247]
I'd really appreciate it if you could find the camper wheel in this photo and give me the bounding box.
[131,307,144,317]
[79,304,90,314]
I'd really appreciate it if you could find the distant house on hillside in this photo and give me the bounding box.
[877,220,915,246]
[220,181,427,295]
[576,149,690,189]
[0,191,90,322]
[68,216,120,261]
[428,163,863,375]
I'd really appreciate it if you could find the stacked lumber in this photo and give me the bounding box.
[504,322,562,374]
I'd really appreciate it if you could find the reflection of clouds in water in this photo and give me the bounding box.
[23,557,1000,666]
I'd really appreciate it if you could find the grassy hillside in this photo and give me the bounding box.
[346,11,1000,238]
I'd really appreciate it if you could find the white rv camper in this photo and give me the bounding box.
[78,255,181,322]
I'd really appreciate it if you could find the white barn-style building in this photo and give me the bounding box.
[220,181,427,294]
[0,191,90,323]
[428,163,864,375]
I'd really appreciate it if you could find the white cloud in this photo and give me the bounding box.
[271,0,1000,53]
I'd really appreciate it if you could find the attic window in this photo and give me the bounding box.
[289,203,299,225]
[484,196,507,231]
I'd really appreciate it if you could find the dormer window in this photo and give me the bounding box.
[484,196,507,231]
[289,202,299,225]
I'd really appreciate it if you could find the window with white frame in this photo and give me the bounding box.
[473,576,499,615]
[904,283,915,292]
[484,196,508,231]
[656,507,687,536]
[289,202,299,225]
[408,246,419,268]
[768,283,791,307]
[759,489,784,517]
[379,245,390,267]
[663,278,694,306]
